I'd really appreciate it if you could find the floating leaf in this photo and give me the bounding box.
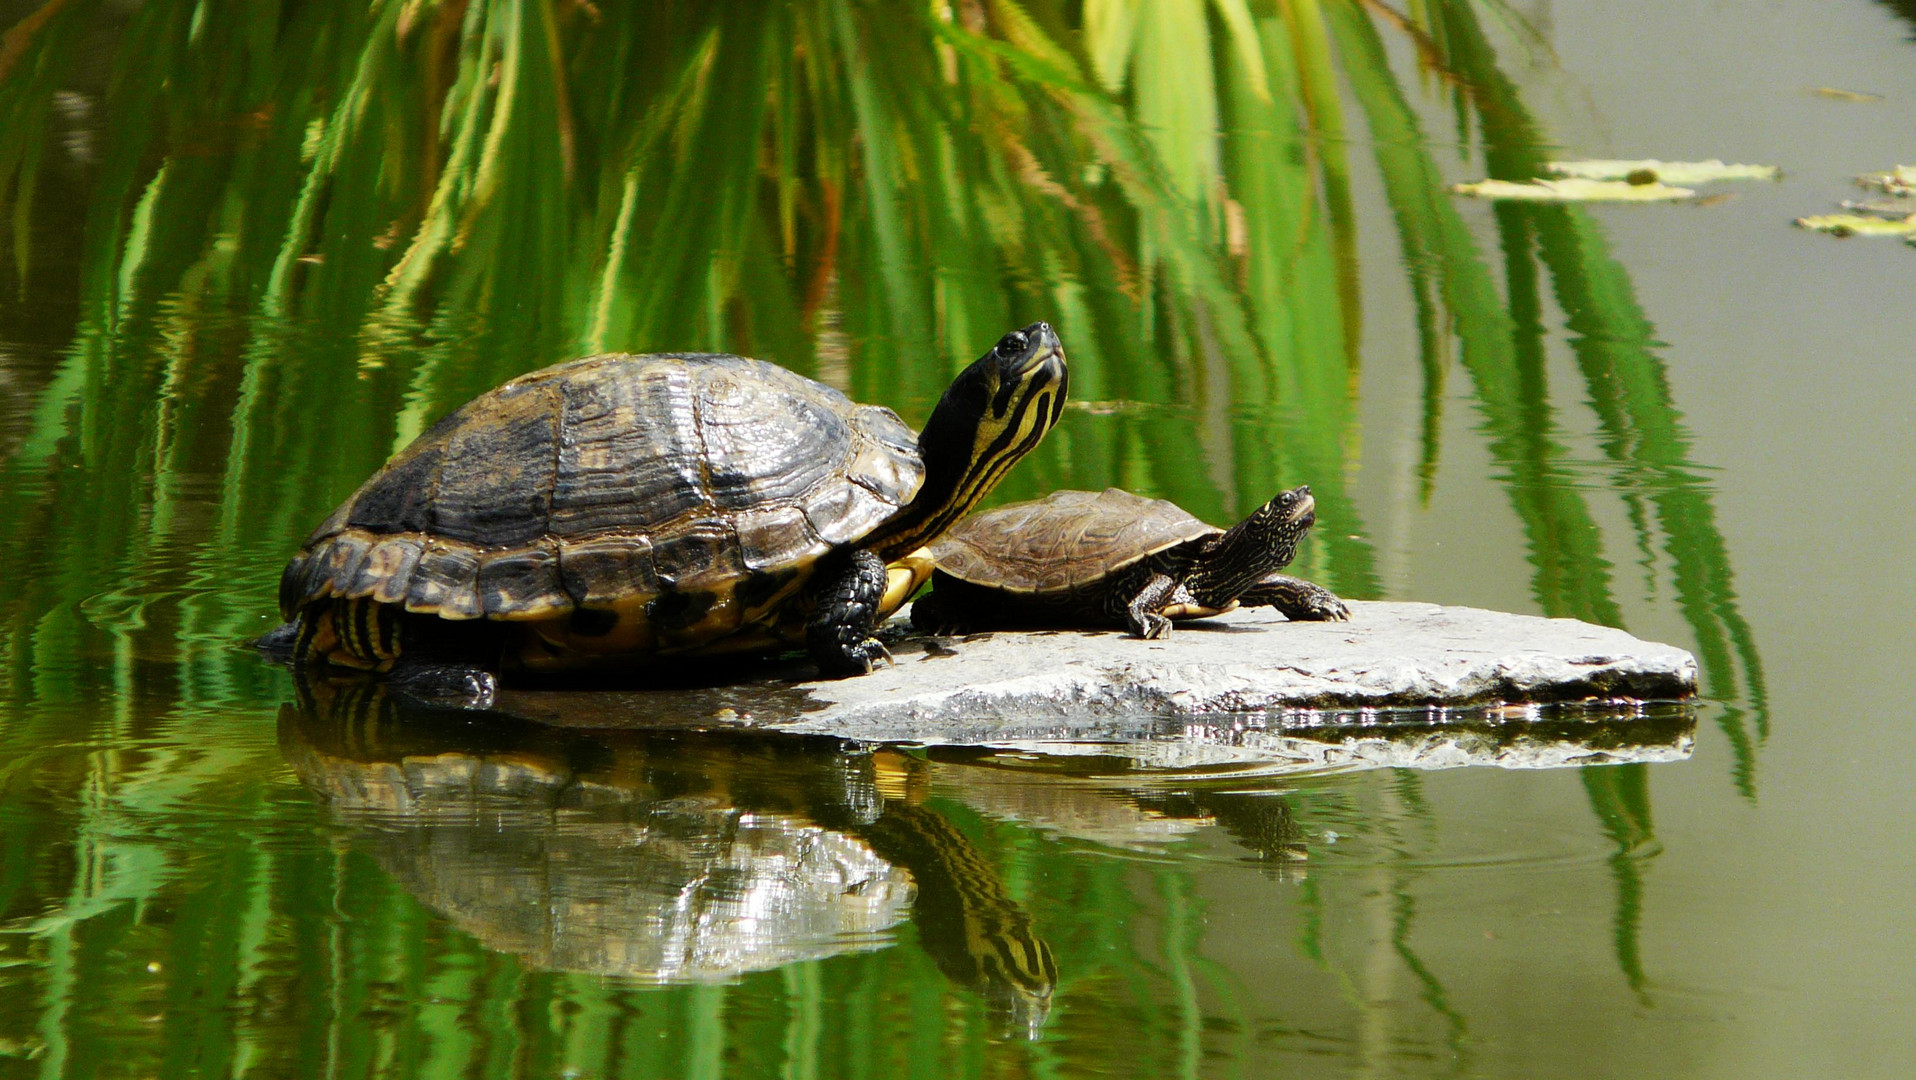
[1546,159,1780,185]
[1838,197,1916,219]
[1792,213,1916,237]
[1452,177,1694,202]
[1856,166,1916,196]
[1808,87,1884,103]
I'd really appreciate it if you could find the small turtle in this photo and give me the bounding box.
[265,324,1068,701]
[910,486,1348,639]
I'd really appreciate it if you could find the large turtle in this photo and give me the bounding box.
[268,324,1068,700]
[909,486,1348,639]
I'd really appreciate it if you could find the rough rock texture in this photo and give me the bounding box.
[496,601,1696,746]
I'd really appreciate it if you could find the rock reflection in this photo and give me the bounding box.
[279,675,1057,1037]
[957,700,1699,779]
[283,674,1697,1042]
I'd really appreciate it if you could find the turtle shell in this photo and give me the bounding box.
[279,353,924,649]
[929,488,1217,594]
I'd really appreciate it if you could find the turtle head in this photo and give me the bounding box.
[872,323,1068,558]
[1187,485,1318,605]
[938,323,1069,464]
[1246,485,1316,549]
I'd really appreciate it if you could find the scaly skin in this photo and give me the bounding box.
[1239,575,1350,622]
[806,549,894,676]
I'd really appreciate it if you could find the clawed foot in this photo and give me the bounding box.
[1242,577,1351,622]
[1134,613,1173,640]
[857,638,895,672]
[1296,592,1351,622]
[818,637,893,678]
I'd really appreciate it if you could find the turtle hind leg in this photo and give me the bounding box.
[386,658,499,710]
[266,599,501,708]
[1239,575,1350,622]
[808,548,893,677]
[381,606,508,708]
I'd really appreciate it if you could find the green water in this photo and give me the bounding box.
[2,1,1912,1076]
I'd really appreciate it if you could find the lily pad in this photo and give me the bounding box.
[1792,213,1916,238]
[1546,159,1781,185]
[1452,178,1695,202]
[1856,166,1916,196]
[1838,197,1916,219]
[1809,87,1885,103]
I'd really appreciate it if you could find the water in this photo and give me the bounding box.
[2,1,1913,1076]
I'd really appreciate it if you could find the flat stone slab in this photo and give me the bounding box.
[494,601,1696,746]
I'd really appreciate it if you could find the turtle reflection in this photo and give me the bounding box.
[914,744,1311,877]
[279,675,1057,1036]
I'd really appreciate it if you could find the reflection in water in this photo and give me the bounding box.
[281,676,1697,1046]
[860,753,1059,1036]
[924,700,1694,1020]
[283,709,910,981]
[0,665,1705,1074]
[281,676,1058,1037]
[0,0,1768,1073]
[1338,0,1767,788]
[918,701,1696,786]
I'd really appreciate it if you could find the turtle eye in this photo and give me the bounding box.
[997,330,1029,356]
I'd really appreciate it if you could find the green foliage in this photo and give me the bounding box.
[0,0,1765,1074]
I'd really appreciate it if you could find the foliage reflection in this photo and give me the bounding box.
[0,0,1756,1073]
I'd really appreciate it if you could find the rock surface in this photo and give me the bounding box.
[495,601,1697,746]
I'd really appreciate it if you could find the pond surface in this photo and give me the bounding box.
[2,1,1913,1077]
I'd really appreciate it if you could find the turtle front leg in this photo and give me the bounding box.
[1239,575,1350,621]
[1123,573,1182,639]
[808,548,894,676]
